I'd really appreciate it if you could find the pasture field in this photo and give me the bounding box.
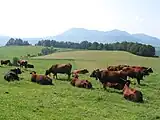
[0,46,44,59]
[0,47,160,120]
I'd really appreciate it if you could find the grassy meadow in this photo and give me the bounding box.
[0,46,160,120]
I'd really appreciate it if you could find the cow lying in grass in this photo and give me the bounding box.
[123,80,143,102]
[104,80,131,90]
[4,68,22,82]
[30,71,53,85]
[27,64,34,68]
[71,74,92,89]
[72,68,89,74]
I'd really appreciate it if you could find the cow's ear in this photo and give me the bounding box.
[96,69,100,72]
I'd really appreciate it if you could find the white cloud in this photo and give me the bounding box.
[135,16,144,22]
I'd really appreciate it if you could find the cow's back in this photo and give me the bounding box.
[51,63,72,73]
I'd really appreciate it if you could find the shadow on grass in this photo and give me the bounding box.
[55,78,71,82]
[93,87,123,94]
[139,83,149,87]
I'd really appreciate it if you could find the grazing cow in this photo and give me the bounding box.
[30,71,53,85]
[131,66,153,77]
[90,69,128,90]
[122,66,152,85]
[27,64,34,68]
[123,80,143,102]
[1,60,11,65]
[45,63,72,80]
[17,60,28,68]
[72,68,89,74]
[71,74,92,89]
[4,68,22,82]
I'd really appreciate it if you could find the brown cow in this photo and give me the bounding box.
[71,74,92,89]
[122,66,153,85]
[123,80,143,102]
[90,69,128,90]
[131,66,153,76]
[45,63,72,80]
[72,68,89,74]
[17,60,28,68]
[30,71,53,85]
[104,80,131,90]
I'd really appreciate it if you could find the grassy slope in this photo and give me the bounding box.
[0,47,160,120]
[0,46,44,59]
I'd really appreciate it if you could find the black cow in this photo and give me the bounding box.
[4,68,22,82]
[27,64,34,68]
[1,60,11,65]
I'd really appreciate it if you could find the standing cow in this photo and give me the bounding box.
[45,63,72,80]
[90,69,128,90]
[1,60,12,66]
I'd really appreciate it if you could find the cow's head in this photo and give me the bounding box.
[72,73,79,78]
[90,69,101,80]
[147,67,153,73]
[125,80,131,87]
[142,67,153,76]
[82,69,89,74]
[45,70,50,76]
[123,80,131,92]
[30,71,36,74]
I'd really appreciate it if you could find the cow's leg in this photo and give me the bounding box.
[68,73,71,80]
[103,83,106,90]
[137,79,141,85]
[54,73,58,79]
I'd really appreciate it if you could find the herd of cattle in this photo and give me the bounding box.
[1,59,154,103]
[1,59,34,68]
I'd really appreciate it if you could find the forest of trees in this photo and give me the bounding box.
[5,38,30,46]
[36,40,156,57]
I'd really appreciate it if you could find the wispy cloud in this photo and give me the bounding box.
[135,16,144,22]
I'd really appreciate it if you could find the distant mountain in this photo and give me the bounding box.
[0,36,11,46]
[47,28,160,46]
[132,33,160,46]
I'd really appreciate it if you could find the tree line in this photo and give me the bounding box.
[5,38,30,46]
[35,40,156,57]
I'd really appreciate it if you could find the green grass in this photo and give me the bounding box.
[0,46,44,59]
[0,47,160,120]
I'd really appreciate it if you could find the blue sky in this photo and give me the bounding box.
[0,0,159,38]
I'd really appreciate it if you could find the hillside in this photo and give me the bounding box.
[0,46,43,59]
[0,46,160,120]
[34,50,160,70]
